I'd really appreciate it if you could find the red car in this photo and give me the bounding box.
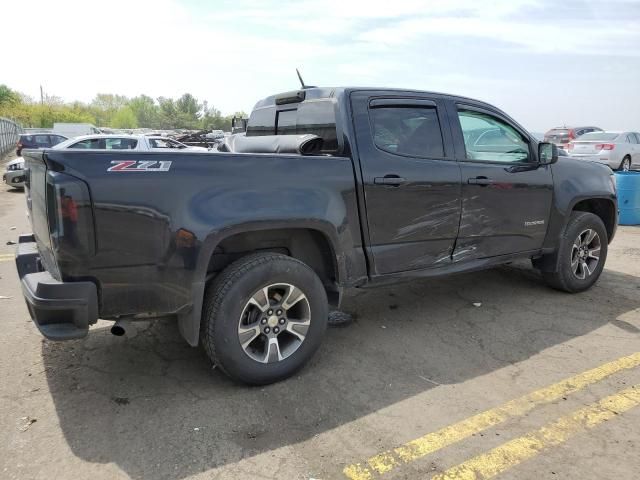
[544,126,602,151]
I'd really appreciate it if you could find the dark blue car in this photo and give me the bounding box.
[16,133,67,156]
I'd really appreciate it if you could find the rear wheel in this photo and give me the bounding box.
[619,156,631,171]
[542,212,608,293]
[200,252,328,385]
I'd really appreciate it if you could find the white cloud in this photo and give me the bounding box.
[2,0,639,130]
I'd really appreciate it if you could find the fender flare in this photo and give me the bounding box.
[178,219,345,346]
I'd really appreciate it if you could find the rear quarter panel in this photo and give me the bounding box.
[41,150,365,317]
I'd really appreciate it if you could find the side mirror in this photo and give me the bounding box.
[538,142,558,165]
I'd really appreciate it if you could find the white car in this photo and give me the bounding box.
[568,131,640,171]
[3,157,26,189]
[53,134,209,152]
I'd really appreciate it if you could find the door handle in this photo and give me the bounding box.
[374,175,407,186]
[468,176,494,186]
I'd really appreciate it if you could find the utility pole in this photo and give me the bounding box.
[40,85,44,128]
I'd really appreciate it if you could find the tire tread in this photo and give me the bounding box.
[542,211,607,293]
[200,252,319,382]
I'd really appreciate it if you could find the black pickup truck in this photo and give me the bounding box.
[17,87,617,385]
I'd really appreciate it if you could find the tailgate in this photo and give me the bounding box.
[23,150,59,277]
[22,149,95,280]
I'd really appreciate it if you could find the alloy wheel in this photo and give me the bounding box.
[237,283,311,363]
[570,229,601,280]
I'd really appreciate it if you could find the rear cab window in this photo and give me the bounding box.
[247,99,339,153]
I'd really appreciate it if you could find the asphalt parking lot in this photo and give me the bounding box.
[1,153,639,480]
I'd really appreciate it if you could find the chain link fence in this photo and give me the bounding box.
[0,117,23,158]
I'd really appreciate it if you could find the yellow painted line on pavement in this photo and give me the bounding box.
[343,352,640,480]
[432,384,640,480]
[0,253,14,262]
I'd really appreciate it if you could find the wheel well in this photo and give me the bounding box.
[207,228,340,303]
[572,198,616,241]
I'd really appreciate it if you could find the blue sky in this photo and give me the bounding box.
[4,0,639,131]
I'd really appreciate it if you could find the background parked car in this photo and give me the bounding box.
[568,131,640,171]
[544,126,602,150]
[16,133,68,156]
[53,122,101,138]
[53,134,209,151]
[3,157,26,189]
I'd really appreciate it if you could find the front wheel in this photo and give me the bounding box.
[542,212,608,293]
[200,252,328,385]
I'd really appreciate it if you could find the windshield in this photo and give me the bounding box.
[576,132,620,141]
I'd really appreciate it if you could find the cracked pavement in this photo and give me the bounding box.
[1,152,639,479]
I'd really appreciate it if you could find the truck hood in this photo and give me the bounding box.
[555,155,613,173]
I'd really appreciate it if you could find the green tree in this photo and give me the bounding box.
[0,84,19,109]
[200,101,222,130]
[128,95,160,129]
[175,93,201,129]
[157,96,178,128]
[0,83,244,131]
[112,107,138,128]
[91,93,129,126]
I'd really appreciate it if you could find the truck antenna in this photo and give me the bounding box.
[296,68,316,89]
[296,68,307,88]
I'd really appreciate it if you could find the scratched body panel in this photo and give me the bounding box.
[454,162,554,260]
[350,91,462,275]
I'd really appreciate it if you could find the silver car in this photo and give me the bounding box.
[52,134,209,152]
[568,131,640,171]
[3,157,25,189]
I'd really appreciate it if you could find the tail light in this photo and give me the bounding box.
[17,141,22,147]
[595,144,615,151]
[46,171,95,269]
[568,129,576,140]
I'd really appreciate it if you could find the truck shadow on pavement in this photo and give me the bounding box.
[40,261,640,479]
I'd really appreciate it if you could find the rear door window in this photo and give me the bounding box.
[370,106,445,158]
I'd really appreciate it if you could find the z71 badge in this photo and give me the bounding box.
[108,160,172,172]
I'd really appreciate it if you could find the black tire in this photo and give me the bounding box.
[200,252,328,385]
[619,156,631,172]
[542,211,608,293]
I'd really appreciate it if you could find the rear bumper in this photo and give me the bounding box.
[16,234,98,341]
